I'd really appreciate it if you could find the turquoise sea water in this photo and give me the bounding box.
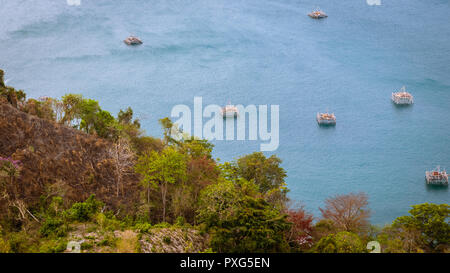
[1,0,449,225]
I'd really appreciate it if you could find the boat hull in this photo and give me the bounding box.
[221,111,238,118]
[425,179,449,186]
[308,14,328,19]
[124,38,143,46]
[317,120,336,126]
[391,98,414,105]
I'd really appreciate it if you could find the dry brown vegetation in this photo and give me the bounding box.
[0,102,140,213]
[319,192,370,233]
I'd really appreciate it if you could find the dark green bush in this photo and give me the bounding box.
[81,241,94,250]
[153,222,171,229]
[39,239,67,253]
[175,216,186,227]
[65,195,103,222]
[39,218,67,238]
[163,236,171,245]
[135,223,152,233]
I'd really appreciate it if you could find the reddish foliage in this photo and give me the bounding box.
[286,207,314,248]
[187,156,219,190]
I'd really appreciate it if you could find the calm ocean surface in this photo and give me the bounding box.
[1,0,449,225]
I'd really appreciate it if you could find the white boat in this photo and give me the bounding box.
[317,112,336,126]
[124,36,143,46]
[425,166,449,186]
[308,8,328,19]
[221,103,239,118]
[392,86,414,105]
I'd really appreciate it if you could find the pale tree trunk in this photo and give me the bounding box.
[108,138,135,198]
[161,181,168,222]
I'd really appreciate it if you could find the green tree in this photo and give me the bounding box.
[0,70,26,108]
[197,179,241,224]
[118,107,135,125]
[61,95,117,139]
[376,225,423,253]
[61,94,83,126]
[198,179,291,253]
[135,147,187,222]
[117,107,142,139]
[313,231,367,253]
[159,117,175,145]
[79,99,101,134]
[0,236,10,253]
[65,195,104,222]
[179,138,214,159]
[393,203,449,252]
[220,153,289,208]
[93,110,117,139]
[0,69,5,88]
[236,152,287,194]
[218,162,260,197]
[311,219,338,243]
[171,138,219,224]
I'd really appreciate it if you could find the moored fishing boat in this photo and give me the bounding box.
[221,103,239,118]
[425,166,448,186]
[317,112,336,126]
[392,86,414,105]
[124,36,143,46]
[308,8,328,19]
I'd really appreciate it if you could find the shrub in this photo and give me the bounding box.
[198,248,215,253]
[95,213,122,231]
[65,195,103,222]
[97,237,115,247]
[313,231,367,253]
[39,218,67,238]
[204,196,291,253]
[0,237,10,253]
[81,241,94,251]
[7,231,38,253]
[162,236,171,245]
[153,222,171,229]
[135,223,153,233]
[392,203,449,252]
[175,216,186,227]
[39,239,67,253]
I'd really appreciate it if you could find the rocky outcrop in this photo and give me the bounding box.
[139,228,208,253]
[66,225,208,253]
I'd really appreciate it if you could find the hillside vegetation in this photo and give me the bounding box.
[0,69,448,253]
